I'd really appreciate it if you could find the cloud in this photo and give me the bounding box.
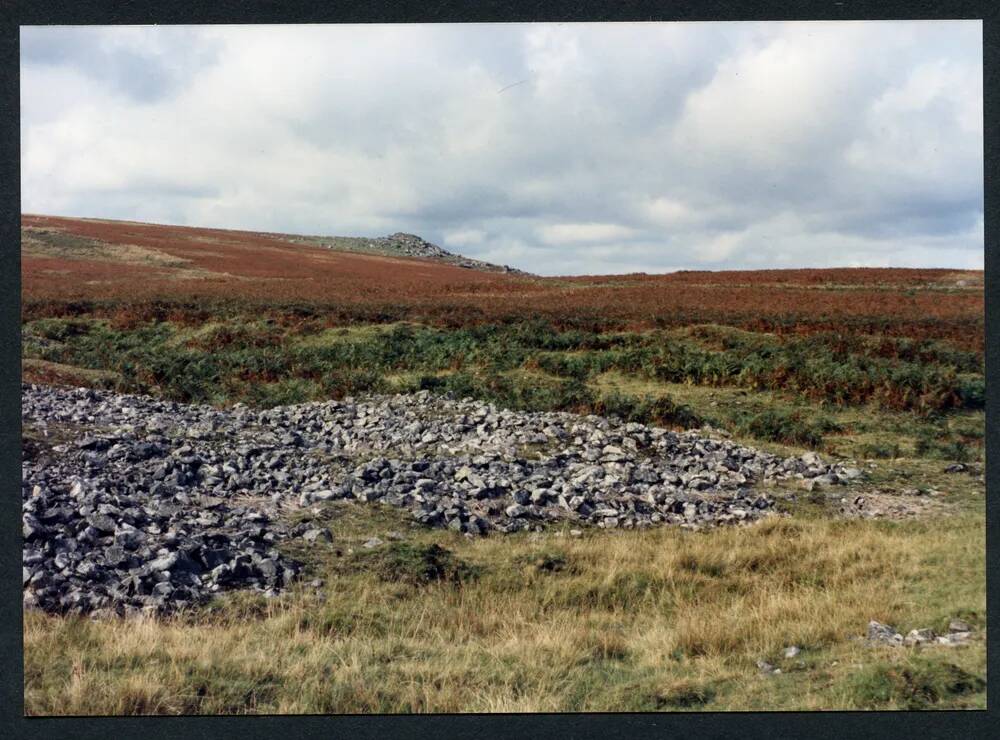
[21,26,221,105]
[443,228,487,247]
[20,21,983,275]
[538,222,638,245]
[639,197,695,227]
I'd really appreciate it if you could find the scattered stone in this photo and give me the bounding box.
[904,628,936,646]
[865,620,973,649]
[302,528,333,544]
[840,467,864,481]
[936,633,972,647]
[948,618,972,633]
[867,620,904,647]
[148,551,179,572]
[362,537,384,549]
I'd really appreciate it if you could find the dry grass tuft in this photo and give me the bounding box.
[24,508,985,714]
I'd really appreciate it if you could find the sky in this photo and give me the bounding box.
[20,21,984,276]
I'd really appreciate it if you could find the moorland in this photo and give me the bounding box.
[21,214,985,713]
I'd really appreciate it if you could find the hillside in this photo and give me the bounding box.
[21,213,525,291]
[21,214,983,350]
[281,230,530,274]
[20,213,985,713]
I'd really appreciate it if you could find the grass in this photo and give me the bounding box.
[351,542,481,586]
[592,371,984,462]
[24,501,985,714]
[20,295,986,714]
[845,657,985,710]
[23,316,983,415]
[20,316,985,456]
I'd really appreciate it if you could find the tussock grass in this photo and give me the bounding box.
[24,509,985,714]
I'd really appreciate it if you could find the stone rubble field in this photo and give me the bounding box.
[22,383,864,617]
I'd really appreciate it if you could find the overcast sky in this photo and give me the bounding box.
[20,22,983,275]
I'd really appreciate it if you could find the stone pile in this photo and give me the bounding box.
[22,383,862,615]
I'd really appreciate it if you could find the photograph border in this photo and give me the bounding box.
[2,1,996,737]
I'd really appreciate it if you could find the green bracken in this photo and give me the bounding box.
[21,315,985,454]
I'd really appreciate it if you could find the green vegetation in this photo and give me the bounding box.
[22,315,984,456]
[728,407,841,448]
[351,543,481,587]
[21,301,986,714]
[845,657,985,710]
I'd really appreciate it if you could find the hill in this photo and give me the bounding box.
[22,214,982,351]
[20,212,985,713]
[280,229,530,274]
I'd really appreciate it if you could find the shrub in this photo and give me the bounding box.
[27,318,93,341]
[20,314,984,418]
[859,442,901,459]
[846,659,984,710]
[239,379,321,408]
[731,408,841,448]
[656,679,717,708]
[591,392,700,429]
[955,375,985,409]
[516,550,571,574]
[913,429,973,463]
[353,543,479,587]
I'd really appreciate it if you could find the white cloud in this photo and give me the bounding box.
[696,231,745,263]
[443,228,486,247]
[19,21,983,275]
[640,197,695,227]
[538,222,638,245]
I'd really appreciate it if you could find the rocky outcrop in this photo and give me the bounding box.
[347,232,529,274]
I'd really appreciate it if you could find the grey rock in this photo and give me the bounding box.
[302,528,333,543]
[505,504,529,518]
[867,620,904,646]
[948,618,972,633]
[148,552,179,572]
[256,559,279,582]
[86,513,117,534]
[936,633,972,647]
[904,628,936,646]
